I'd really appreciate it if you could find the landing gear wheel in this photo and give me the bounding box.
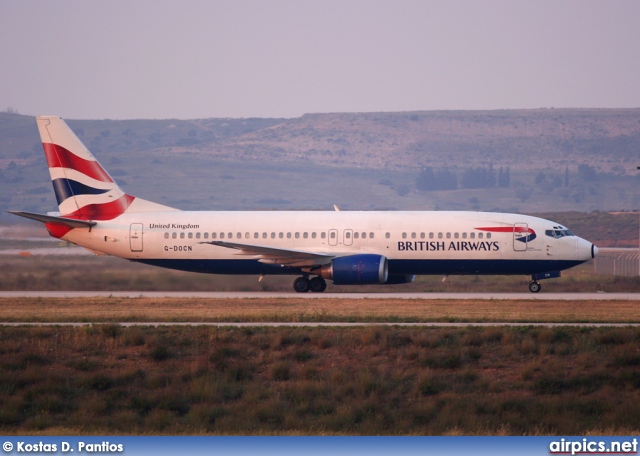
[528,281,541,293]
[293,277,311,293]
[309,277,327,293]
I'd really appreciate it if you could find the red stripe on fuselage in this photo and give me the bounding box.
[43,143,113,183]
[476,226,535,234]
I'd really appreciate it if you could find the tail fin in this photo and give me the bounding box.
[37,116,177,220]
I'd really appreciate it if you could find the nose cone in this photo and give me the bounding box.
[576,237,596,261]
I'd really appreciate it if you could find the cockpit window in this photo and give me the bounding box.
[545,229,575,239]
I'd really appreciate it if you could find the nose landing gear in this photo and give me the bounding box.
[529,271,560,293]
[528,281,541,293]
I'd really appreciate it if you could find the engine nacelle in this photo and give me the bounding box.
[316,254,389,285]
[385,274,416,284]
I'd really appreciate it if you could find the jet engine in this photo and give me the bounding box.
[315,254,388,285]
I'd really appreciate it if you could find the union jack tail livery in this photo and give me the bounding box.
[37,116,176,220]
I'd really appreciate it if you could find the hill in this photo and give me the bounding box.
[1,109,639,218]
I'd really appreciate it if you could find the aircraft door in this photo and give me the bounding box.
[328,229,338,246]
[130,223,143,252]
[513,223,528,252]
[344,229,353,246]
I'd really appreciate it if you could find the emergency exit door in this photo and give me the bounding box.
[130,223,143,252]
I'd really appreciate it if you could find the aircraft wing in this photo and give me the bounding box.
[200,241,334,268]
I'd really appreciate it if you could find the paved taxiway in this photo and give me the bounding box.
[1,292,638,300]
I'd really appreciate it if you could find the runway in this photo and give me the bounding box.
[2,321,639,327]
[1,291,639,300]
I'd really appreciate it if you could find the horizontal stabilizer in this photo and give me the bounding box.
[7,211,97,228]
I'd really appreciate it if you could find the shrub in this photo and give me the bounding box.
[417,375,440,396]
[99,324,121,338]
[150,345,170,362]
[271,362,291,381]
[87,375,114,391]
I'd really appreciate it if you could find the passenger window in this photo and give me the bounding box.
[212,233,217,239]
[220,233,225,239]
[172,232,177,239]
[287,233,292,239]
[438,233,443,239]
[446,233,451,239]
[420,233,425,239]
[204,233,209,239]
[321,232,326,239]
[228,233,233,239]
[164,233,169,239]
[411,233,416,239]
[354,232,359,239]
[487,233,491,239]
[254,233,259,239]
[362,232,367,239]
[196,233,201,239]
[311,232,317,239]
[188,233,193,239]
[385,232,390,239]
[246,233,250,239]
[279,232,284,239]
[454,233,459,239]
[344,232,350,239]
[470,232,475,239]
[402,233,407,239]
[330,232,335,239]
[295,233,300,239]
[370,232,374,239]
[304,232,308,239]
[478,233,484,239]
[462,232,467,239]
[271,232,275,239]
[180,232,185,239]
[429,233,434,239]
[262,232,267,239]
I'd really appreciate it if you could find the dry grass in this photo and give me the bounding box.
[0,297,639,323]
[1,325,640,435]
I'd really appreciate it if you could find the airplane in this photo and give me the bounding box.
[9,116,598,293]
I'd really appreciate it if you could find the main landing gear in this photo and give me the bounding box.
[528,281,541,293]
[293,276,327,293]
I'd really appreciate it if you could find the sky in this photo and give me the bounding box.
[2,0,640,120]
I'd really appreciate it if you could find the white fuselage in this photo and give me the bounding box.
[57,210,595,277]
